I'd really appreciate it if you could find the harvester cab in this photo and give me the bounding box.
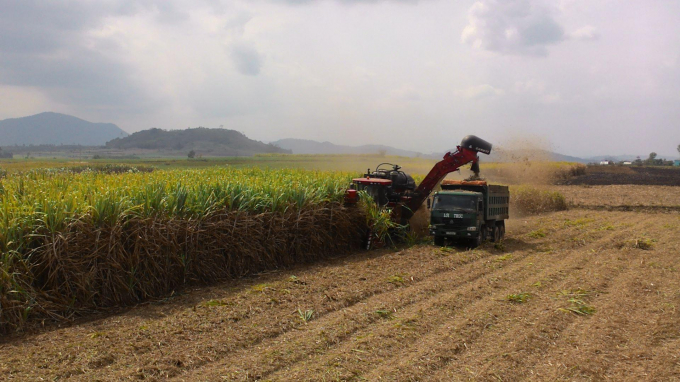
[346,163,416,207]
[345,135,493,226]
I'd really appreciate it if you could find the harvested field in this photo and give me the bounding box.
[559,165,680,186]
[2,206,679,381]
[551,185,680,212]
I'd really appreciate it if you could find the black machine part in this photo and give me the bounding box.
[460,135,492,155]
[365,163,416,192]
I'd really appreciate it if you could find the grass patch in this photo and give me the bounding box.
[527,228,547,238]
[495,254,512,262]
[618,237,655,250]
[598,222,616,231]
[375,309,394,319]
[506,292,531,303]
[297,308,314,323]
[251,283,273,293]
[560,300,596,315]
[558,289,595,316]
[387,274,407,285]
[204,299,229,307]
[633,238,655,250]
[438,246,456,256]
[563,218,593,228]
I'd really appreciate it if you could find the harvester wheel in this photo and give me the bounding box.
[434,235,445,247]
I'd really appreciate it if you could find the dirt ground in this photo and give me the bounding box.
[558,166,680,186]
[2,190,680,381]
[551,185,680,212]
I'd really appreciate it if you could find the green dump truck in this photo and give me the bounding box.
[428,180,509,247]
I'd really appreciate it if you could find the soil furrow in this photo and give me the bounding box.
[368,247,603,381]
[365,212,649,381]
[421,212,666,381]
[175,240,538,380]
[261,226,602,381]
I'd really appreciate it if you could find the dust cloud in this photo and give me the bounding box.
[442,136,583,185]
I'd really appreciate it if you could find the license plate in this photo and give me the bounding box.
[446,232,456,235]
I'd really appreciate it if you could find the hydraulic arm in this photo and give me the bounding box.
[400,135,492,223]
[346,134,492,225]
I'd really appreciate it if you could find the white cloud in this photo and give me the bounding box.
[457,84,505,99]
[569,25,599,41]
[514,79,561,103]
[1,0,679,157]
[461,0,565,57]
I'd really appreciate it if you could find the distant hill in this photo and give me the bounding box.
[271,138,423,157]
[107,127,291,156]
[0,112,127,146]
[272,138,587,163]
[485,148,587,163]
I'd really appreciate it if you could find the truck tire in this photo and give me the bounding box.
[499,222,506,239]
[470,234,482,248]
[434,236,445,247]
[491,225,501,242]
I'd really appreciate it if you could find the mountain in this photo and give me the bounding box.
[484,148,587,163]
[273,138,588,163]
[0,112,128,146]
[270,138,424,157]
[107,127,291,156]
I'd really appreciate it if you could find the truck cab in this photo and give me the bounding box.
[429,180,509,247]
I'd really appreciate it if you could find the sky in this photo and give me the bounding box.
[0,0,679,158]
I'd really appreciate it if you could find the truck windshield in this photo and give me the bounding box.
[432,194,477,212]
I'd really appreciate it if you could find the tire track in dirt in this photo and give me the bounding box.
[247,217,614,381]
[174,239,540,380]
[416,213,665,381]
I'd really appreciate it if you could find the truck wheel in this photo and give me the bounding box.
[434,236,445,247]
[470,234,482,248]
[491,225,501,242]
[499,223,506,239]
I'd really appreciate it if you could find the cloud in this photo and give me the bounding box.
[274,0,423,4]
[461,0,565,57]
[514,79,561,103]
[231,44,264,76]
[456,84,505,99]
[391,86,422,101]
[569,26,599,41]
[0,1,170,114]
